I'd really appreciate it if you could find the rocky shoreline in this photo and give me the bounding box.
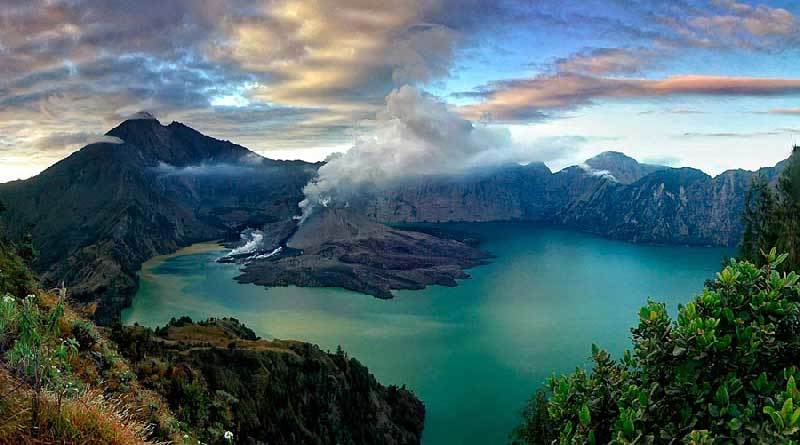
[228,209,491,298]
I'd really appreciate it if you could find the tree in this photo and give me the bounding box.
[775,146,800,271]
[740,146,800,272]
[740,174,777,266]
[515,250,800,443]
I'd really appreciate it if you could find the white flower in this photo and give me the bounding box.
[2,295,13,303]
[223,430,234,440]
[183,434,189,440]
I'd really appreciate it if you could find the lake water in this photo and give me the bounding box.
[122,223,732,444]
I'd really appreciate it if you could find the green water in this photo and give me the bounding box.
[123,223,732,444]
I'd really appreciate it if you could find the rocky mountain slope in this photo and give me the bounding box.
[112,317,425,445]
[233,208,490,298]
[365,151,786,246]
[0,115,317,323]
[583,151,664,183]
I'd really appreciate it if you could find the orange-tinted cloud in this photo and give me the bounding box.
[459,75,800,122]
[769,108,800,115]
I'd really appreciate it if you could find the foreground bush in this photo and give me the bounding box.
[514,249,800,444]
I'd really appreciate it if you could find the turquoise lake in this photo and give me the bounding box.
[122,223,732,444]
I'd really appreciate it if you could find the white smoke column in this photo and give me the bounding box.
[227,230,265,256]
[299,85,574,220]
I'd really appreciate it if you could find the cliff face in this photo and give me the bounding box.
[113,318,425,445]
[364,154,786,247]
[0,116,317,324]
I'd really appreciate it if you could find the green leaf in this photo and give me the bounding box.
[579,404,591,427]
[765,406,784,430]
[791,408,800,427]
[715,384,729,407]
[783,398,794,422]
[622,418,634,435]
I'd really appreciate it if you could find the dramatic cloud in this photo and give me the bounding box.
[299,85,578,219]
[554,48,655,75]
[459,75,800,122]
[2,0,800,182]
[672,0,800,50]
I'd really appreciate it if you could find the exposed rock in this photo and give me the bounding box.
[113,317,425,445]
[365,155,787,247]
[584,151,665,184]
[234,208,490,298]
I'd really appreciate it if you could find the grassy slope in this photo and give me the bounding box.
[0,233,183,444]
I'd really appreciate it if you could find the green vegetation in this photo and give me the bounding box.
[513,250,800,443]
[0,288,168,444]
[0,229,36,298]
[0,205,180,444]
[741,146,800,270]
[112,317,425,445]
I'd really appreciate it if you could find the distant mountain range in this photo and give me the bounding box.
[365,152,783,246]
[0,116,784,323]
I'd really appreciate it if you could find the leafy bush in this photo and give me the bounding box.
[514,250,800,443]
[741,146,800,271]
[0,238,35,297]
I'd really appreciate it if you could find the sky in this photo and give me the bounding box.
[1,0,800,182]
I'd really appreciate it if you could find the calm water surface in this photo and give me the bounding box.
[123,223,732,444]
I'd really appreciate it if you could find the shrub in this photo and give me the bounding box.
[514,249,800,443]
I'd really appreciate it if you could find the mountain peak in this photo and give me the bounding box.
[125,111,159,122]
[584,151,664,184]
[586,151,635,163]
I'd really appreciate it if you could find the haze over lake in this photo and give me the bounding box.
[123,223,731,444]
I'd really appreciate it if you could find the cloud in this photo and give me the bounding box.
[675,0,800,50]
[0,0,533,181]
[554,47,654,75]
[459,74,800,122]
[32,132,123,151]
[681,128,800,138]
[769,108,800,115]
[2,0,800,183]
[638,108,707,115]
[299,85,579,219]
[210,0,478,114]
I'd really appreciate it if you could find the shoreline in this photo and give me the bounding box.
[139,241,227,280]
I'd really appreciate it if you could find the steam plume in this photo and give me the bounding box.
[299,85,575,220]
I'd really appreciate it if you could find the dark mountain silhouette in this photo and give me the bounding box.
[0,115,318,323]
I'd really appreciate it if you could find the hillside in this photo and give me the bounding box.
[112,317,425,445]
[0,115,318,324]
[0,228,425,444]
